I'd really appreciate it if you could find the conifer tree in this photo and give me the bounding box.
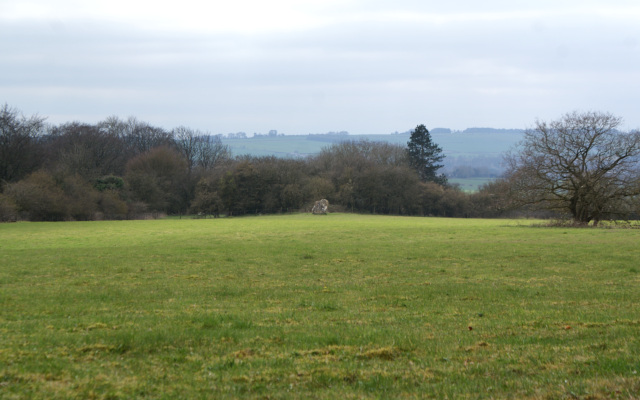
[406,124,447,184]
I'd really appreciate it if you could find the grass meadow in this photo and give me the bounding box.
[1,214,639,399]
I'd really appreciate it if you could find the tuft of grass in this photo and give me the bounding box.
[359,346,400,360]
[1,214,639,398]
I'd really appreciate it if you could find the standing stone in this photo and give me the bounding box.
[312,199,329,215]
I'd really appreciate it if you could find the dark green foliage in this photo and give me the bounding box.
[94,176,128,219]
[94,175,125,192]
[406,124,447,185]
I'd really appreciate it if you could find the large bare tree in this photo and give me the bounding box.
[172,127,231,173]
[505,111,640,225]
[0,104,45,184]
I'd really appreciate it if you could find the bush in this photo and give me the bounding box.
[190,191,223,217]
[0,194,18,222]
[420,182,472,217]
[126,146,187,214]
[5,171,68,221]
[95,175,125,192]
[61,175,100,220]
[98,192,129,220]
[127,201,149,219]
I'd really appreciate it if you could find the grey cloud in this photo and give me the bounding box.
[2,3,640,134]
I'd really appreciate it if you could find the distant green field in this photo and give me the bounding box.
[449,177,495,192]
[222,132,521,159]
[1,214,639,399]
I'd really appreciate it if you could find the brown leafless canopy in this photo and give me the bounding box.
[505,111,640,225]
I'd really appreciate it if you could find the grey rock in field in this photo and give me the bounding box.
[312,199,329,215]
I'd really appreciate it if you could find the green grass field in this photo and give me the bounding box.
[1,214,639,399]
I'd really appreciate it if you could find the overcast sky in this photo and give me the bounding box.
[2,0,640,134]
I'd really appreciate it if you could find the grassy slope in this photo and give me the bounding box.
[1,214,639,399]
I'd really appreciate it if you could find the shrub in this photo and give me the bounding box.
[125,146,187,214]
[95,175,125,192]
[5,171,68,221]
[61,175,99,220]
[98,192,129,220]
[0,194,18,222]
[190,191,223,217]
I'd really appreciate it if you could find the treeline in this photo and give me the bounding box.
[0,105,507,221]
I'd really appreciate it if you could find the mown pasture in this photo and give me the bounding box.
[1,214,639,399]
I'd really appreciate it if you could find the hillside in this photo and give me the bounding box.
[221,130,523,158]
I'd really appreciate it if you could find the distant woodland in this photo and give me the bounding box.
[1,105,513,221]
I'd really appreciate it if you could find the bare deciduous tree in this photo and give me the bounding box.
[0,104,46,184]
[47,122,128,179]
[505,111,640,225]
[173,127,231,173]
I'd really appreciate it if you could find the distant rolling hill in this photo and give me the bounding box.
[221,129,524,190]
[222,130,522,158]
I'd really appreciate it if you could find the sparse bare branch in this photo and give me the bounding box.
[504,111,640,225]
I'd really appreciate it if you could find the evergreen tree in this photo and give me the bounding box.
[406,124,447,184]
